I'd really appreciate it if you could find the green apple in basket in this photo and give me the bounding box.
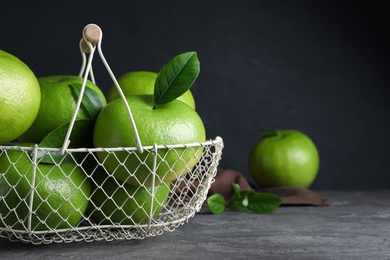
[87,167,170,225]
[93,52,206,187]
[17,74,107,164]
[0,50,41,145]
[0,144,91,231]
[19,75,107,144]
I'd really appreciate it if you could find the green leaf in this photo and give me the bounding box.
[37,119,95,163]
[247,193,282,214]
[69,83,105,119]
[207,193,226,214]
[208,182,282,215]
[228,201,247,211]
[154,51,200,106]
[232,182,241,196]
[228,193,247,212]
[238,190,256,197]
[242,195,249,207]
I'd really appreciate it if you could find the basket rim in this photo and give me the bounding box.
[0,136,223,153]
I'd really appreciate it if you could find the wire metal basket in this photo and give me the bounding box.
[0,24,223,245]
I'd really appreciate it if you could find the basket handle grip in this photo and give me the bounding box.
[60,24,143,154]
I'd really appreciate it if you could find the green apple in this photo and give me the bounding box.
[0,50,41,145]
[18,75,106,143]
[107,71,196,109]
[93,95,206,187]
[0,144,91,230]
[248,130,319,188]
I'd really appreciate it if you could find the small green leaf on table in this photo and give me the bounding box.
[232,182,241,195]
[207,193,226,214]
[207,183,282,214]
[246,192,282,214]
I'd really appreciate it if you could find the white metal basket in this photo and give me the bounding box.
[0,24,223,245]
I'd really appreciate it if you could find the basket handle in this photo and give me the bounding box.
[60,24,143,154]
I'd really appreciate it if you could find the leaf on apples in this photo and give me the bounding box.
[69,83,105,119]
[154,51,200,106]
[37,119,94,163]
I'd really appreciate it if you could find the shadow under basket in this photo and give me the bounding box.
[0,137,223,244]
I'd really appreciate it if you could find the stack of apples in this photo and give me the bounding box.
[0,49,205,230]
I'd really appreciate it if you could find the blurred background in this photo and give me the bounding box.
[1,1,389,189]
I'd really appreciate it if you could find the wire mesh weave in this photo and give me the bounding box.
[0,138,223,244]
[0,24,224,244]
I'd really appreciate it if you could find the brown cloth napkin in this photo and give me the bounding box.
[208,168,330,206]
[172,168,330,206]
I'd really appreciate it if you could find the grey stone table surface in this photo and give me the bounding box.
[0,190,389,259]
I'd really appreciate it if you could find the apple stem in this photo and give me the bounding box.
[260,129,280,138]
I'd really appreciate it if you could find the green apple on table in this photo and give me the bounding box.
[248,129,319,188]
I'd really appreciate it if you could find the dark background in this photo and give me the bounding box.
[1,1,389,189]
